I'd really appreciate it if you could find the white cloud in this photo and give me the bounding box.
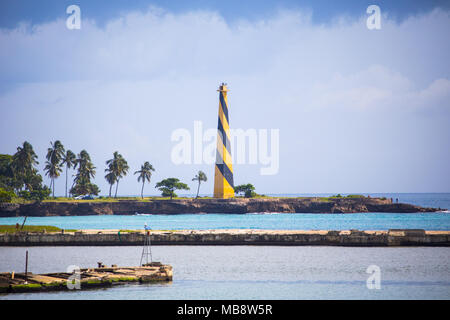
[306,65,450,111]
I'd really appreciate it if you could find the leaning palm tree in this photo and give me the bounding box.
[192,170,207,198]
[134,162,155,199]
[106,152,129,198]
[45,140,65,197]
[61,150,76,197]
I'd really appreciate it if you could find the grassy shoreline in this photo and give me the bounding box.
[0,225,62,233]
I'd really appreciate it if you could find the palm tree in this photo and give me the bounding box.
[192,170,207,198]
[104,171,116,198]
[115,154,129,198]
[69,150,100,196]
[106,152,129,198]
[61,150,76,198]
[73,150,96,188]
[46,140,65,163]
[134,162,155,199]
[44,160,62,197]
[12,141,39,191]
[12,141,39,175]
[45,140,65,198]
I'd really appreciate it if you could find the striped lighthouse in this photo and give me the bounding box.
[214,83,234,199]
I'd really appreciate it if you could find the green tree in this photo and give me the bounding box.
[0,154,15,192]
[18,186,51,202]
[234,183,256,198]
[106,151,129,198]
[45,140,65,198]
[12,142,39,176]
[134,161,155,199]
[0,187,16,203]
[155,178,190,200]
[61,150,76,197]
[192,170,207,198]
[2,143,47,199]
[70,150,99,196]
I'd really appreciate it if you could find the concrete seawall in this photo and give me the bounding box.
[1,229,449,247]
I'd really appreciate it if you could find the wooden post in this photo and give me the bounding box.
[21,216,28,230]
[25,250,28,282]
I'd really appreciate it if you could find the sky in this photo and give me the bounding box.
[0,0,449,196]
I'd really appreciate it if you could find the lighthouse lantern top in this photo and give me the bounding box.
[218,83,228,92]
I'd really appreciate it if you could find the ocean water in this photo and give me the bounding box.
[1,212,450,231]
[153,193,450,210]
[1,246,449,300]
[1,193,449,231]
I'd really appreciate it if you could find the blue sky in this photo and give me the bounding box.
[1,0,449,27]
[0,1,449,195]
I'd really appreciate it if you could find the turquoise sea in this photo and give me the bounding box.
[1,193,449,231]
[1,212,450,231]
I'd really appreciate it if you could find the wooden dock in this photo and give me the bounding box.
[0,262,172,294]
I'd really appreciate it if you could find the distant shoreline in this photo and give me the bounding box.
[0,197,443,217]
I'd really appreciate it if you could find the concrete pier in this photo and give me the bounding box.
[0,229,449,246]
[0,263,173,294]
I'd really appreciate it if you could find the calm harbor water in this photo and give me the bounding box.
[1,212,450,231]
[0,246,449,300]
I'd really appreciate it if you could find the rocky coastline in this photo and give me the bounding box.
[0,197,442,217]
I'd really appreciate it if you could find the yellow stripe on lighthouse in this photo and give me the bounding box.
[214,83,234,199]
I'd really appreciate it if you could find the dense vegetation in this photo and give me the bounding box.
[0,141,159,202]
[234,183,258,198]
[0,143,50,202]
